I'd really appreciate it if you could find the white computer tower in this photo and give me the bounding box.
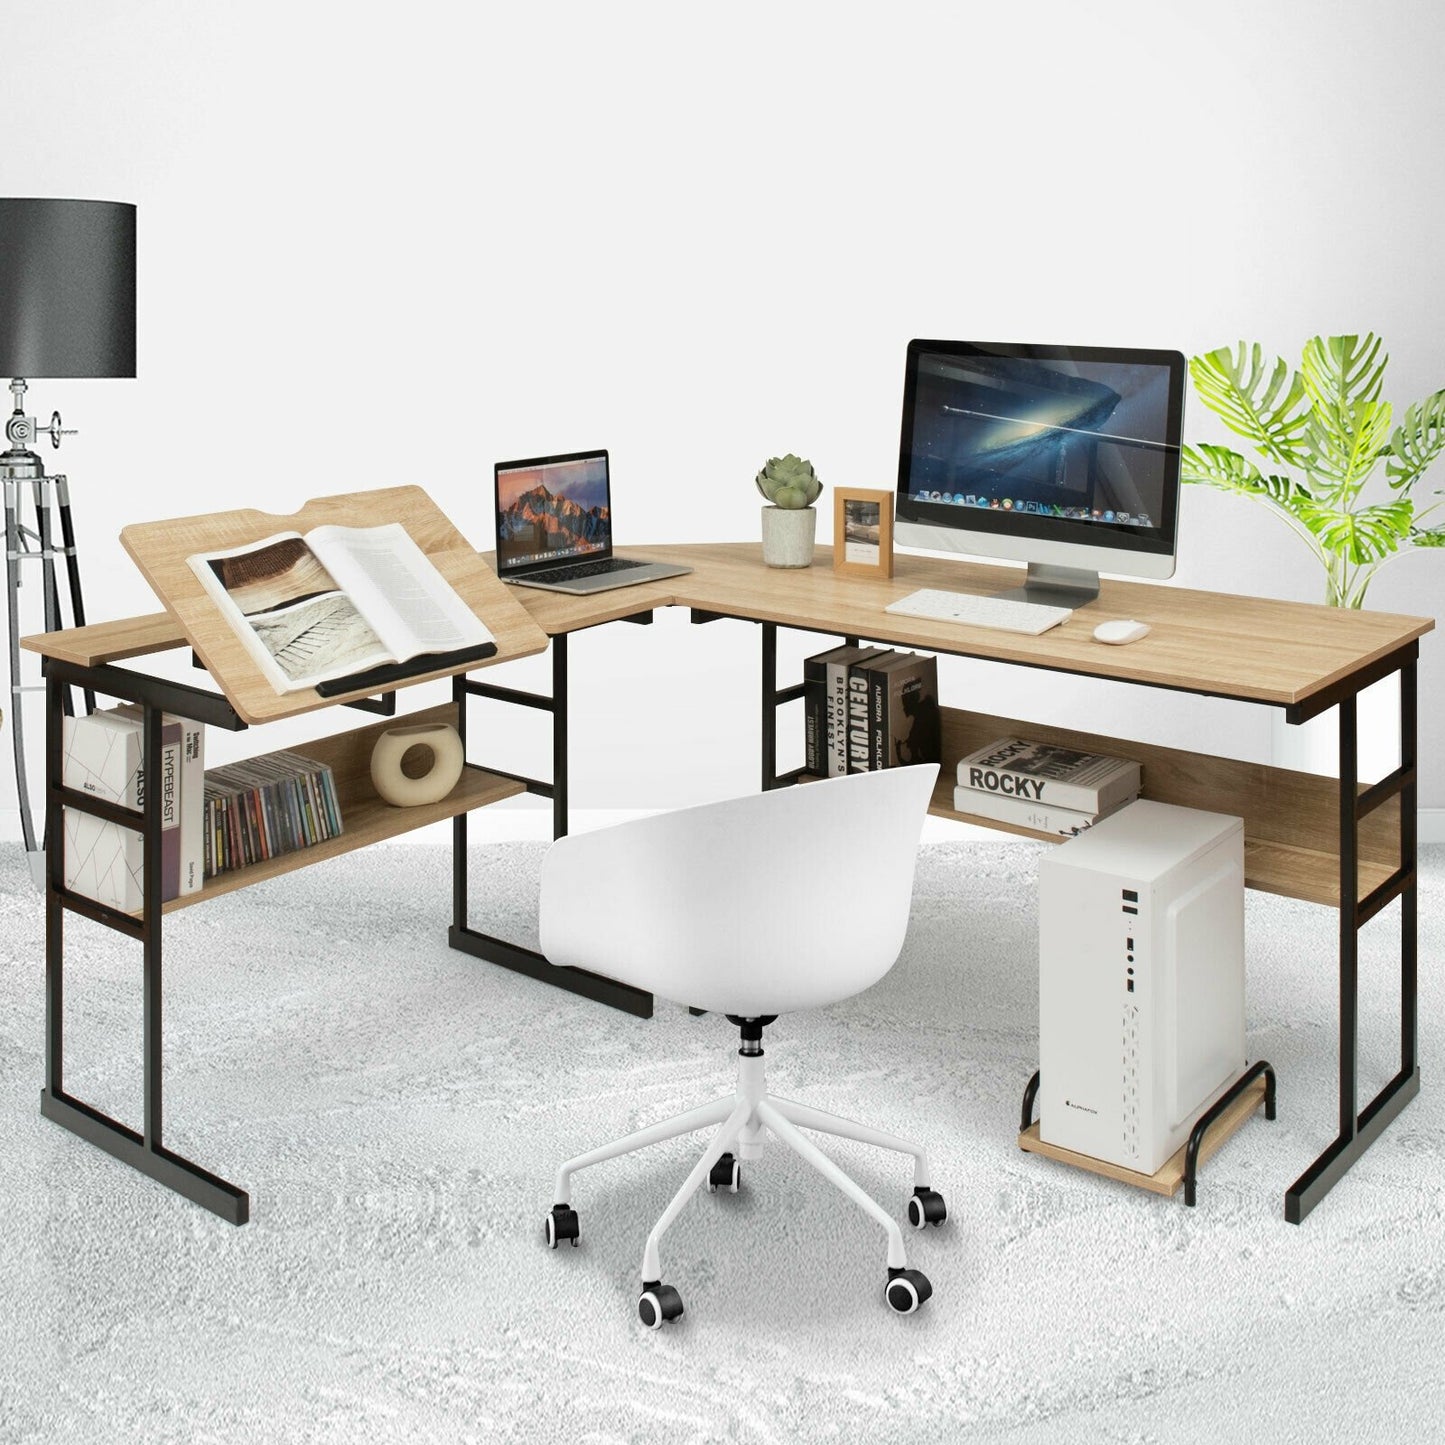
[1038,799,1245,1175]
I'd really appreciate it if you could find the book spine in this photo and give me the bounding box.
[253,784,272,861]
[868,663,888,771]
[113,707,182,900]
[952,784,1135,836]
[282,775,303,853]
[304,767,328,842]
[846,664,872,773]
[306,763,329,840]
[213,792,227,873]
[226,794,241,871]
[803,653,828,776]
[154,723,181,902]
[320,765,343,836]
[825,655,853,777]
[176,717,205,895]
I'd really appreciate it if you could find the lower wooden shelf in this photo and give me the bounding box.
[160,702,525,914]
[1017,1074,1270,1198]
[931,706,1398,908]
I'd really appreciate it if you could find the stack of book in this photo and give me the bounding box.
[953,736,1140,835]
[803,645,940,776]
[62,707,206,912]
[203,752,343,879]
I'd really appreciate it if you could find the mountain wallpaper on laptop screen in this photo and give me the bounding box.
[498,483,611,551]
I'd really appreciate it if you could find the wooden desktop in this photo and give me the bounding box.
[23,537,1432,1226]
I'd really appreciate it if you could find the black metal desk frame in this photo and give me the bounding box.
[35,598,1421,1228]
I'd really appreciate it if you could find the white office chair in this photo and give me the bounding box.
[540,764,946,1328]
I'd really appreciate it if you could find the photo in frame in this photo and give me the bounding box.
[832,487,894,578]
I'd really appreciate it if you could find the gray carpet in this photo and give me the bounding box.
[2,840,1443,1444]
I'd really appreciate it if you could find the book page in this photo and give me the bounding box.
[187,532,396,693]
[305,523,494,660]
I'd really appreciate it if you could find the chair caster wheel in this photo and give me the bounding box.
[885,1267,933,1315]
[907,1187,947,1229]
[707,1152,740,1193]
[545,1204,579,1249]
[638,1281,684,1329]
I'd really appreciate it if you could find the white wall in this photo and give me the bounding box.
[4,0,1442,836]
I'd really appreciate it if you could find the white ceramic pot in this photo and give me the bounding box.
[761,505,816,568]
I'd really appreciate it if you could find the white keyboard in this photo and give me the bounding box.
[884,588,1072,635]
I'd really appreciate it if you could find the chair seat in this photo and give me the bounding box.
[539,767,939,1012]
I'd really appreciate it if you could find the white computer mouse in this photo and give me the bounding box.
[1093,618,1151,645]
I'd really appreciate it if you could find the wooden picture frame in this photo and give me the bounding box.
[832,487,894,579]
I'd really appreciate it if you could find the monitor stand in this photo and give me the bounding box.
[994,562,1100,611]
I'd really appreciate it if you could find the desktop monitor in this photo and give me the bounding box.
[894,339,1186,608]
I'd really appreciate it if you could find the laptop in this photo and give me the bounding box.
[493,449,693,595]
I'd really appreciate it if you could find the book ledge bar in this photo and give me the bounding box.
[314,641,498,699]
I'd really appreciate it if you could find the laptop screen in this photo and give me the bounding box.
[495,450,613,575]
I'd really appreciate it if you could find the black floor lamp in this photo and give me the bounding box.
[1,198,136,886]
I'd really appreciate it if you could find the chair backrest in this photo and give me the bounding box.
[539,764,938,1015]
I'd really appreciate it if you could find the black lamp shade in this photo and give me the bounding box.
[0,198,136,379]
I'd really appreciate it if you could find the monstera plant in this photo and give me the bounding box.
[1182,334,1445,607]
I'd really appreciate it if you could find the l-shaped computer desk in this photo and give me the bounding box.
[25,538,1434,1229]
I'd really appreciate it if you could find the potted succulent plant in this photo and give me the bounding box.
[1182,333,1444,773]
[755,453,823,568]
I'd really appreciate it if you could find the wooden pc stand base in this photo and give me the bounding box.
[1017,1063,1278,1207]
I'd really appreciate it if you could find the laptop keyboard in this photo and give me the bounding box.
[534,557,648,583]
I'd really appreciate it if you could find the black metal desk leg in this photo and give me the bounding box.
[1285,664,1421,1222]
[449,637,652,1018]
[1338,694,1359,1146]
[142,708,164,1150]
[759,621,808,792]
[44,673,64,1095]
[1401,660,1419,1078]
[39,675,251,1224]
[552,633,568,839]
[761,622,777,791]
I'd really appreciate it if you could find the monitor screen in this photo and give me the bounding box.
[495,450,613,574]
[896,340,1185,568]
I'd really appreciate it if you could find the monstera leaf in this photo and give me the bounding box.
[1294,497,1414,565]
[1302,398,1395,495]
[1189,343,1312,469]
[1293,335,1393,494]
[1180,442,1311,511]
[1387,387,1445,491]
[1300,334,1387,438]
